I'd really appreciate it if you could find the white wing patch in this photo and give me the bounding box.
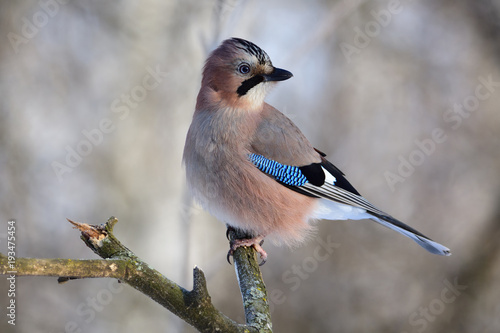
[322,166,336,185]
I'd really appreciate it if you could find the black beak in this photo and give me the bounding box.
[263,67,293,82]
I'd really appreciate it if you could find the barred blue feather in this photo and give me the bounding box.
[248,153,308,186]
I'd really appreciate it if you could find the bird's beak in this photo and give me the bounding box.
[263,67,293,82]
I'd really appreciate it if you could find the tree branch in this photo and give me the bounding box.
[0,255,125,279]
[228,228,273,333]
[0,217,269,333]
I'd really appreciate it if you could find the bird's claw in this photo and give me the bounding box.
[226,237,267,266]
[226,226,233,240]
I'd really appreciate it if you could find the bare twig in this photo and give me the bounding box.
[228,228,273,333]
[1,217,263,333]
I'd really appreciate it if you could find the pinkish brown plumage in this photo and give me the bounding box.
[183,38,451,262]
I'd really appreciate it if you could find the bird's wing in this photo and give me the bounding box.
[247,151,385,216]
[249,106,450,256]
[249,104,367,207]
[247,152,451,256]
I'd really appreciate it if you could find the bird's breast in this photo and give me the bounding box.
[183,107,317,245]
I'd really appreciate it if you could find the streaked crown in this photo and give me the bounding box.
[230,38,271,66]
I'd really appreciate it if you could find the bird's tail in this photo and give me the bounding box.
[371,214,451,256]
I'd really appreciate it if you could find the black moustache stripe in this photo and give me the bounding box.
[237,75,264,96]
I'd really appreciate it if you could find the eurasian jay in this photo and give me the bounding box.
[183,37,451,263]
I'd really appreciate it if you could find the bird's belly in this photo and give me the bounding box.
[186,153,317,246]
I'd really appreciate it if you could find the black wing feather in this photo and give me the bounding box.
[319,157,361,196]
[298,163,324,186]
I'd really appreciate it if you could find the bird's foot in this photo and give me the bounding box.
[226,227,267,266]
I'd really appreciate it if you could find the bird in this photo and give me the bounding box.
[183,37,451,264]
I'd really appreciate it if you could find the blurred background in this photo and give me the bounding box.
[1,0,499,332]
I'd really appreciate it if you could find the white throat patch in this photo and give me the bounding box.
[242,81,275,108]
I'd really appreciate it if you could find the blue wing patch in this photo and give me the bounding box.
[248,153,308,186]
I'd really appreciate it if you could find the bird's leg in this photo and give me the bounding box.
[226,226,268,266]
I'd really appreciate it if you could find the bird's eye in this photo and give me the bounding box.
[238,63,251,75]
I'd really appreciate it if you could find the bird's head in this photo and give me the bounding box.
[201,38,293,110]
